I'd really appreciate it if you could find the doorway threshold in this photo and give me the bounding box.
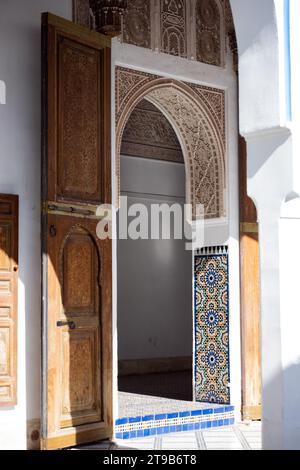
[116,392,235,440]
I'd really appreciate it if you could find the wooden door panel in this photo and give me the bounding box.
[43,213,111,449]
[0,223,12,270]
[42,13,112,449]
[59,224,101,429]
[57,38,102,203]
[60,328,101,428]
[45,13,111,206]
[0,327,10,376]
[0,194,18,407]
[63,230,98,315]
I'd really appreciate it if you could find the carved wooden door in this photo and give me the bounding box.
[41,13,112,449]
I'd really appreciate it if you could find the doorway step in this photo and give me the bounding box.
[115,392,235,440]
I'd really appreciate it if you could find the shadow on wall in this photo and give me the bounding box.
[230,0,277,56]
[246,129,291,181]
[264,362,300,450]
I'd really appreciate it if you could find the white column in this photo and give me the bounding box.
[246,127,295,449]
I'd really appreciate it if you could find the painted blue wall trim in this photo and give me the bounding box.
[284,0,292,120]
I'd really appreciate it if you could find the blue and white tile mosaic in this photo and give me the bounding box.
[115,406,235,440]
[194,246,230,404]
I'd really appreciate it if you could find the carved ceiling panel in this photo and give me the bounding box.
[116,67,226,220]
[73,1,237,68]
[121,99,184,163]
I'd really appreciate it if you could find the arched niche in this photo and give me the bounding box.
[115,67,226,220]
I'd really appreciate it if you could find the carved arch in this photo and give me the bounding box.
[116,67,226,220]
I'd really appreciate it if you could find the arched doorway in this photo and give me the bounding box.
[117,98,193,405]
[114,67,239,438]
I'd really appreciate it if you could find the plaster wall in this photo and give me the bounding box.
[279,210,300,449]
[117,155,192,361]
[230,0,282,134]
[289,0,300,194]
[0,0,72,450]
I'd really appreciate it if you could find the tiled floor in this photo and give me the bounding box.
[118,392,221,418]
[115,422,262,450]
[74,422,261,451]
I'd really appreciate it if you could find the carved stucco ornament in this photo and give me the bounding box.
[73,1,238,69]
[123,0,151,48]
[121,99,184,163]
[116,67,226,221]
[90,0,128,36]
[196,0,223,67]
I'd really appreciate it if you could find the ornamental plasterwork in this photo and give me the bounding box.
[72,0,92,28]
[195,0,223,67]
[116,67,226,220]
[123,0,151,49]
[73,0,237,68]
[121,99,184,163]
[160,0,187,57]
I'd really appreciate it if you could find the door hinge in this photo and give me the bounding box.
[42,201,110,220]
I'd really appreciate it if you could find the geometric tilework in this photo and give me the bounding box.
[194,246,230,404]
[115,406,235,440]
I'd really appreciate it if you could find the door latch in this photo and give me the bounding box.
[49,224,57,237]
[56,320,76,330]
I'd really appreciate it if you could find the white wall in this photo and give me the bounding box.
[279,203,300,449]
[117,155,192,361]
[230,0,282,134]
[0,0,72,450]
[231,0,300,448]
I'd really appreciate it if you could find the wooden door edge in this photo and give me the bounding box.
[41,426,113,450]
[42,12,112,49]
[242,405,262,421]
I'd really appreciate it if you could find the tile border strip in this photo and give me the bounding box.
[115,407,235,440]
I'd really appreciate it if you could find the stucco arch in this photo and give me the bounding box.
[116,67,226,220]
